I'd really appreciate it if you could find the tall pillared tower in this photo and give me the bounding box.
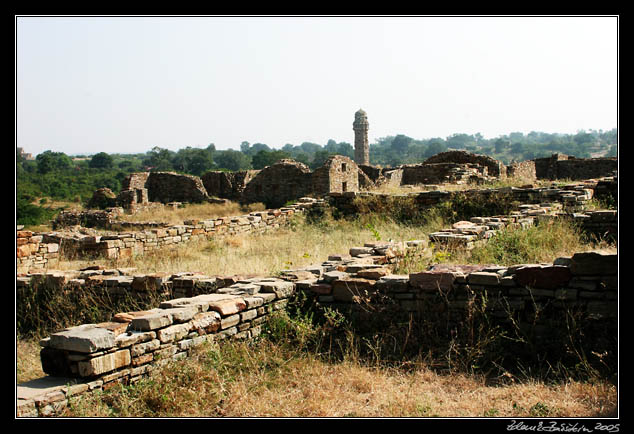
[353,109,369,166]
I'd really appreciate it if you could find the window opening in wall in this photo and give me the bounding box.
[342,163,347,172]
[342,182,347,192]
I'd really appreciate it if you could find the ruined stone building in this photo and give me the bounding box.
[115,172,209,211]
[240,159,313,208]
[353,109,370,166]
[201,170,259,201]
[312,155,360,196]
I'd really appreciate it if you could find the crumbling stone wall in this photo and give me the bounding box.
[19,200,324,273]
[201,170,259,201]
[424,150,507,178]
[328,178,606,217]
[311,155,359,195]
[241,159,313,208]
[19,278,296,416]
[401,162,490,185]
[507,160,536,181]
[532,154,617,181]
[17,229,60,274]
[555,157,618,180]
[145,172,209,204]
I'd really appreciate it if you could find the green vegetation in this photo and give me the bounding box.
[16,127,616,227]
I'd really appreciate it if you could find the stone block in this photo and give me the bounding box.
[221,314,241,329]
[409,271,456,292]
[570,250,617,276]
[130,339,160,357]
[466,272,500,286]
[356,267,390,280]
[191,311,222,334]
[309,283,333,295]
[514,265,572,289]
[259,281,295,298]
[77,349,131,377]
[129,311,173,331]
[208,298,247,316]
[375,274,410,292]
[165,306,199,323]
[332,278,376,302]
[157,323,192,343]
[48,324,116,353]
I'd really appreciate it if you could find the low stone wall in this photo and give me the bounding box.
[300,247,616,320]
[533,154,617,181]
[19,200,323,272]
[18,278,296,417]
[328,179,605,217]
[17,230,60,274]
[17,239,617,417]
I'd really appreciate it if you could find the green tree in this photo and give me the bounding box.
[494,138,510,154]
[251,150,290,169]
[391,134,412,154]
[143,147,174,171]
[36,151,73,174]
[214,150,252,171]
[310,150,333,169]
[89,152,114,169]
[424,141,447,159]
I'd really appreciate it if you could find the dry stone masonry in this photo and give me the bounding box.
[17,236,617,417]
[16,229,60,273]
[19,198,325,273]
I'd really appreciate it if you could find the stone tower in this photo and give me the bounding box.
[353,109,369,166]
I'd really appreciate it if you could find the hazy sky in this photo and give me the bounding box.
[16,15,618,156]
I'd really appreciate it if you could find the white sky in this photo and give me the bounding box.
[15,15,618,156]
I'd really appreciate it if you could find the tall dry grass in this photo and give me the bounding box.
[60,338,617,418]
[57,214,438,277]
[119,201,267,225]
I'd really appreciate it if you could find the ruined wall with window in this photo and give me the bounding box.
[312,155,360,196]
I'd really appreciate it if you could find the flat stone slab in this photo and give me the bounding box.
[17,376,85,401]
[47,324,116,353]
[129,311,173,331]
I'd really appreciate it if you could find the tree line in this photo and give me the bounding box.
[16,128,617,226]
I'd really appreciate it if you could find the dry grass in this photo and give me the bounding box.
[56,215,435,277]
[16,339,45,384]
[18,205,618,418]
[118,201,267,225]
[61,339,617,418]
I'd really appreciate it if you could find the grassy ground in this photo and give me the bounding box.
[118,201,267,225]
[16,198,618,418]
[53,333,617,418]
[55,214,439,276]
